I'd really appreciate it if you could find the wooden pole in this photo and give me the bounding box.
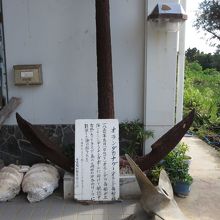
[0,97,21,128]
[95,0,115,119]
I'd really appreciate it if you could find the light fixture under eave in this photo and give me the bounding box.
[148,2,187,32]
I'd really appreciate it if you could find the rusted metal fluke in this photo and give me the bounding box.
[16,109,194,173]
[16,113,73,172]
[121,109,195,171]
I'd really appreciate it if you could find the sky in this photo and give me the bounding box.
[185,0,217,54]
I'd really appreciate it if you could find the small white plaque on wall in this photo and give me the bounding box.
[74,119,119,201]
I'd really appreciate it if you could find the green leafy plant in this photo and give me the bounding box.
[147,165,163,185]
[163,145,193,185]
[184,61,220,138]
[172,173,193,185]
[148,143,193,185]
[120,120,154,157]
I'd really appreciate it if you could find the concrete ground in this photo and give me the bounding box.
[176,136,220,220]
[0,193,138,220]
[0,136,219,219]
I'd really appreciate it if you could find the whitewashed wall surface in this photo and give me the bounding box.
[2,0,145,124]
[2,0,186,154]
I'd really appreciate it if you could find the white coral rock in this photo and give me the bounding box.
[22,163,60,202]
[0,164,24,201]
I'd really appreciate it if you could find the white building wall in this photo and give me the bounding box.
[111,0,145,122]
[144,0,185,152]
[2,0,145,124]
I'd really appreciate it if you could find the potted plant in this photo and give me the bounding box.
[172,172,193,197]
[147,143,193,197]
[162,143,193,197]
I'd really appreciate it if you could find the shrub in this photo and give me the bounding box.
[148,143,193,185]
[184,62,220,137]
[120,120,154,157]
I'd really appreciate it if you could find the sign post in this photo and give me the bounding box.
[74,119,119,201]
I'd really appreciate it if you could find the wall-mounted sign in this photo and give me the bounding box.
[14,64,43,85]
[74,119,119,201]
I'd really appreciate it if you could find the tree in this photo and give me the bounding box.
[185,46,220,71]
[95,0,115,119]
[196,52,213,69]
[194,0,220,45]
[185,48,200,62]
[211,53,220,71]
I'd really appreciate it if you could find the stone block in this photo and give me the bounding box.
[63,172,74,199]
[63,173,141,200]
[120,175,141,199]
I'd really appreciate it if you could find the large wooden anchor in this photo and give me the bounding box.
[16,109,194,173]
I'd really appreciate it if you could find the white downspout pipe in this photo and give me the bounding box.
[176,0,187,122]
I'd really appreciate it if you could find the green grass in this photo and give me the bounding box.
[184,62,220,137]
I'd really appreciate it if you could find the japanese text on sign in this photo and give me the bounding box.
[74,119,119,201]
